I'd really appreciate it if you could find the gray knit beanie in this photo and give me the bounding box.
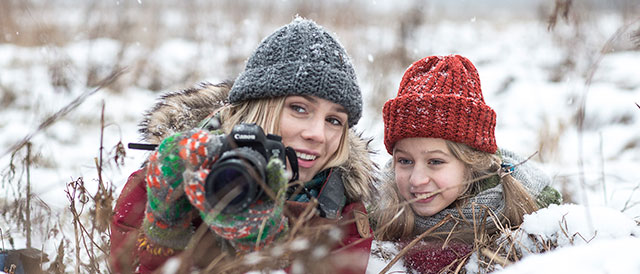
[229,17,362,127]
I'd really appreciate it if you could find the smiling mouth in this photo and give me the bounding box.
[296,151,317,161]
[414,193,435,200]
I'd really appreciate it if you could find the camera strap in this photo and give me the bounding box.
[285,146,299,182]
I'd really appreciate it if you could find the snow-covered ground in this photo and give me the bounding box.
[1,1,639,273]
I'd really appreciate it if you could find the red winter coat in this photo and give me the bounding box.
[109,169,373,274]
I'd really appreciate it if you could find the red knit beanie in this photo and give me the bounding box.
[383,55,497,154]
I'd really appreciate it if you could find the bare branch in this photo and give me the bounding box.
[380,215,453,274]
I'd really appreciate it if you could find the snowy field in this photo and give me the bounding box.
[1,0,639,273]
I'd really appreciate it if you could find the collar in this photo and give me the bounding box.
[288,168,347,219]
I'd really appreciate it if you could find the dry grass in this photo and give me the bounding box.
[1,68,125,272]
[1,0,639,273]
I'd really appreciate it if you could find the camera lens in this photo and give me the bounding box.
[207,165,251,206]
[204,148,266,214]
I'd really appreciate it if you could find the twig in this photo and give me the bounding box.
[599,132,607,205]
[558,213,572,244]
[286,200,319,243]
[575,18,640,231]
[97,102,106,194]
[334,208,407,253]
[480,248,511,267]
[572,230,597,244]
[452,252,472,273]
[25,142,32,249]
[621,184,640,212]
[256,218,268,251]
[203,252,228,273]
[547,0,572,31]
[379,215,452,274]
[178,224,211,272]
[65,178,83,274]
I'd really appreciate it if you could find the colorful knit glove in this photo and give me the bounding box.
[184,147,289,252]
[142,129,223,250]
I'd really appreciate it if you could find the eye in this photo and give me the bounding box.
[326,117,343,126]
[428,159,445,165]
[290,104,306,114]
[397,157,413,165]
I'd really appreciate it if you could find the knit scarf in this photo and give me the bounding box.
[289,169,331,202]
[413,180,505,234]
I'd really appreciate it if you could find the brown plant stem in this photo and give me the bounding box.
[25,142,32,249]
[379,215,452,274]
[480,248,511,267]
[574,16,640,234]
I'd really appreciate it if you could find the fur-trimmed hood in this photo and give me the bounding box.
[139,82,231,144]
[138,82,377,203]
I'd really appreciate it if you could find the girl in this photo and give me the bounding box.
[371,55,561,273]
[110,18,376,274]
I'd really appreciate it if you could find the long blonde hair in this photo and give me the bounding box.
[217,97,351,177]
[373,140,538,241]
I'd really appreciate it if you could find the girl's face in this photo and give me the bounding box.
[393,138,467,217]
[279,95,347,182]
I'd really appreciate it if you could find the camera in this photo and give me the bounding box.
[204,123,297,214]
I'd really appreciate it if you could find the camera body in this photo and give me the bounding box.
[204,123,291,214]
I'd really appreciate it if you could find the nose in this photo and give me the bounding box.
[300,116,326,144]
[409,165,430,189]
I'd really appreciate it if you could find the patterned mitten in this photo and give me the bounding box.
[143,129,222,250]
[184,152,289,252]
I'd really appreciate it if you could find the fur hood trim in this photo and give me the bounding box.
[340,132,377,203]
[139,82,231,144]
[138,81,376,203]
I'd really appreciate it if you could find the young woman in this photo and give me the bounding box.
[109,18,376,273]
[370,55,562,273]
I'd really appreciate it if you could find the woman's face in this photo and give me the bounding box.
[393,138,467,217]
[279,95,347,182]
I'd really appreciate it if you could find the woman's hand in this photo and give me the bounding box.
[142,129,223,250]
[184,153,290,252]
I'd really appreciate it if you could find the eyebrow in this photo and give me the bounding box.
[300,95,348,114]
[394,147,448,156]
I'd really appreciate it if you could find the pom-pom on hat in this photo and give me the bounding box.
[383,55,497,154]
[229,17,362,127]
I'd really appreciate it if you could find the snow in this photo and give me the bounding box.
[367,241,405,273]
[495,204,640,273]
[1,1,639,273]
[367,204,640,274]
[516,204,640,247]
[493,237,640,274]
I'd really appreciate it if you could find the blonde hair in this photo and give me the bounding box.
[217,97,351,176]
[373,140,538,241]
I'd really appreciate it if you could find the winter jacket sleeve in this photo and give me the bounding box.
[109,168,179,274]
[110,169,146,273]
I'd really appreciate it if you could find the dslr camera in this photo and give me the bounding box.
[205,123,298,214]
